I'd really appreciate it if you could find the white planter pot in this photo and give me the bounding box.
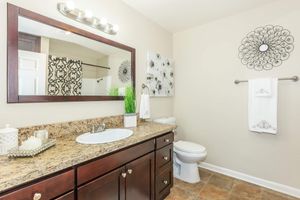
[124,113,137,128]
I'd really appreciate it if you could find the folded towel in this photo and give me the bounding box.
[248,78,278,134]
[139,94,151,119]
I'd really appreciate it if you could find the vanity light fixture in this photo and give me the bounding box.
[57,1,119,35]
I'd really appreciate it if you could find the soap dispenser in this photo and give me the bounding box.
[0,124,18,155]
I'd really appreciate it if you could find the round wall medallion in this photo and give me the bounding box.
[239,25,294,71]
[118,60,131,83]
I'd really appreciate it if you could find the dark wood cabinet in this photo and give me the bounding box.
[0,170,74,200]
[0,132,174,200]
[78,167,125,200]
[126,152,155,200]
[78,152,155,200]
[155,132,174,200]
[54,192,74,200]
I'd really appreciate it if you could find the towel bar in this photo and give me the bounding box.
[141,83,150,94]
[234,76,299,84]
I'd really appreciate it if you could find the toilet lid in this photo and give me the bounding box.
[174,140,206,154]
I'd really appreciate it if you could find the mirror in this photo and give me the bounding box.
[259,43,269,52]
[7,4,135,103]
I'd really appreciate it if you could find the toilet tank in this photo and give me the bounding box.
[153,117,176,125]
[153,117,179,141]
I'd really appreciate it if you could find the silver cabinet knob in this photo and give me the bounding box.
[163,156,168,161]
[121,172,127,178]
[33,193,42,200]
[165,139,170,143]
[163,180,168,185]
[127,169,133,174]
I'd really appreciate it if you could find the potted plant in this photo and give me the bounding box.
[124,86,137,127]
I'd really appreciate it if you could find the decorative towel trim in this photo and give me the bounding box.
[255,88,271,96]
[252,120,277,131]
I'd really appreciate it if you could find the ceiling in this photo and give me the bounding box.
[122,0,278,33]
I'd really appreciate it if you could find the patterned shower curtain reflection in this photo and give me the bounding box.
[47,55,83,96]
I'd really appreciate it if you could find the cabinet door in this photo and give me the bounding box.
[77,167,125,200]
[126,152,155,200]
[55,192,74,200]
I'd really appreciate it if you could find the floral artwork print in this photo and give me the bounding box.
[146,52,174,96]
[239,25,294,71]
[118,60,131,83]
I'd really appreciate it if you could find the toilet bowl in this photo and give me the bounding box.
[153,117,207,183]
[173,140,207,183]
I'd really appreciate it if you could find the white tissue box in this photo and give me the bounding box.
[124,114,137,128]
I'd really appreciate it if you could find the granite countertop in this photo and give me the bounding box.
[0,122,176,193]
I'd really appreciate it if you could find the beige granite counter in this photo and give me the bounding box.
[0,122,176,193]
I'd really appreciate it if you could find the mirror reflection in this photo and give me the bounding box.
[18,16,132,96]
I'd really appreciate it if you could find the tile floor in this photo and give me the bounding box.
[165,168,299,200]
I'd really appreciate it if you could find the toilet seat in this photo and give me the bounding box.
[174,148,207,158]
[174,140,206,154]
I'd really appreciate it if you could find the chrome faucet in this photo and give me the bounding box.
[91,123,106,133]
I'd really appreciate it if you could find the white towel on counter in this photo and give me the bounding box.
[248,78,278,134]
[139,94,151,119]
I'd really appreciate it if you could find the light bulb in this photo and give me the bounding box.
[65,31,72,35]
[99,18,108,26]
[65,0,75,11]
[84,10,93,19]
[112,24,119,33]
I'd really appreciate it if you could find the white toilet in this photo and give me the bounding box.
[173,140,207,183]
[153,117,207,183]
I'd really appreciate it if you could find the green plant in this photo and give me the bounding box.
[124,86,136,114]
[109,87,119,96]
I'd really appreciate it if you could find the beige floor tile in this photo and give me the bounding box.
[174,178,205,192]
[166,169,300,200]
[165,186,193,200]
[261,189,297,200]
[199,168,213,183]
[231,181,262,199]
[199,184,230,200]
[207,174,234,191]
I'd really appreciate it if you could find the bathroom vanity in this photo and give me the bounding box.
[0,122,175,200]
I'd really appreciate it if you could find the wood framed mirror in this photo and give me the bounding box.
[7,4,135,103]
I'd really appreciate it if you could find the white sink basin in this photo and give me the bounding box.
[76,128,133,144]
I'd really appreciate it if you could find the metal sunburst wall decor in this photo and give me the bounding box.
[118,60,131,83]
[239,25,294,71]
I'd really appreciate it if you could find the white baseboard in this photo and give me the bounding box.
[199,162,300,198]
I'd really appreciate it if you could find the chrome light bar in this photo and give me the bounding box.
[57,2,119,35]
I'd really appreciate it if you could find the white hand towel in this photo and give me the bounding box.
[139,94,151,119]
[248,78,278,134]
[253,78,272,97]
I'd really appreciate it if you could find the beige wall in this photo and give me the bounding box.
[48,38,109,78]
[173,0,300,189]
[0,0,173,127]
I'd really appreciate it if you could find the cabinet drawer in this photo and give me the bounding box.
[156,144,173,171]
[156,166,172,200]
[77,139,155,185]
[55,191,74,200]
[156,132,174,149]
[0,170,74,200]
